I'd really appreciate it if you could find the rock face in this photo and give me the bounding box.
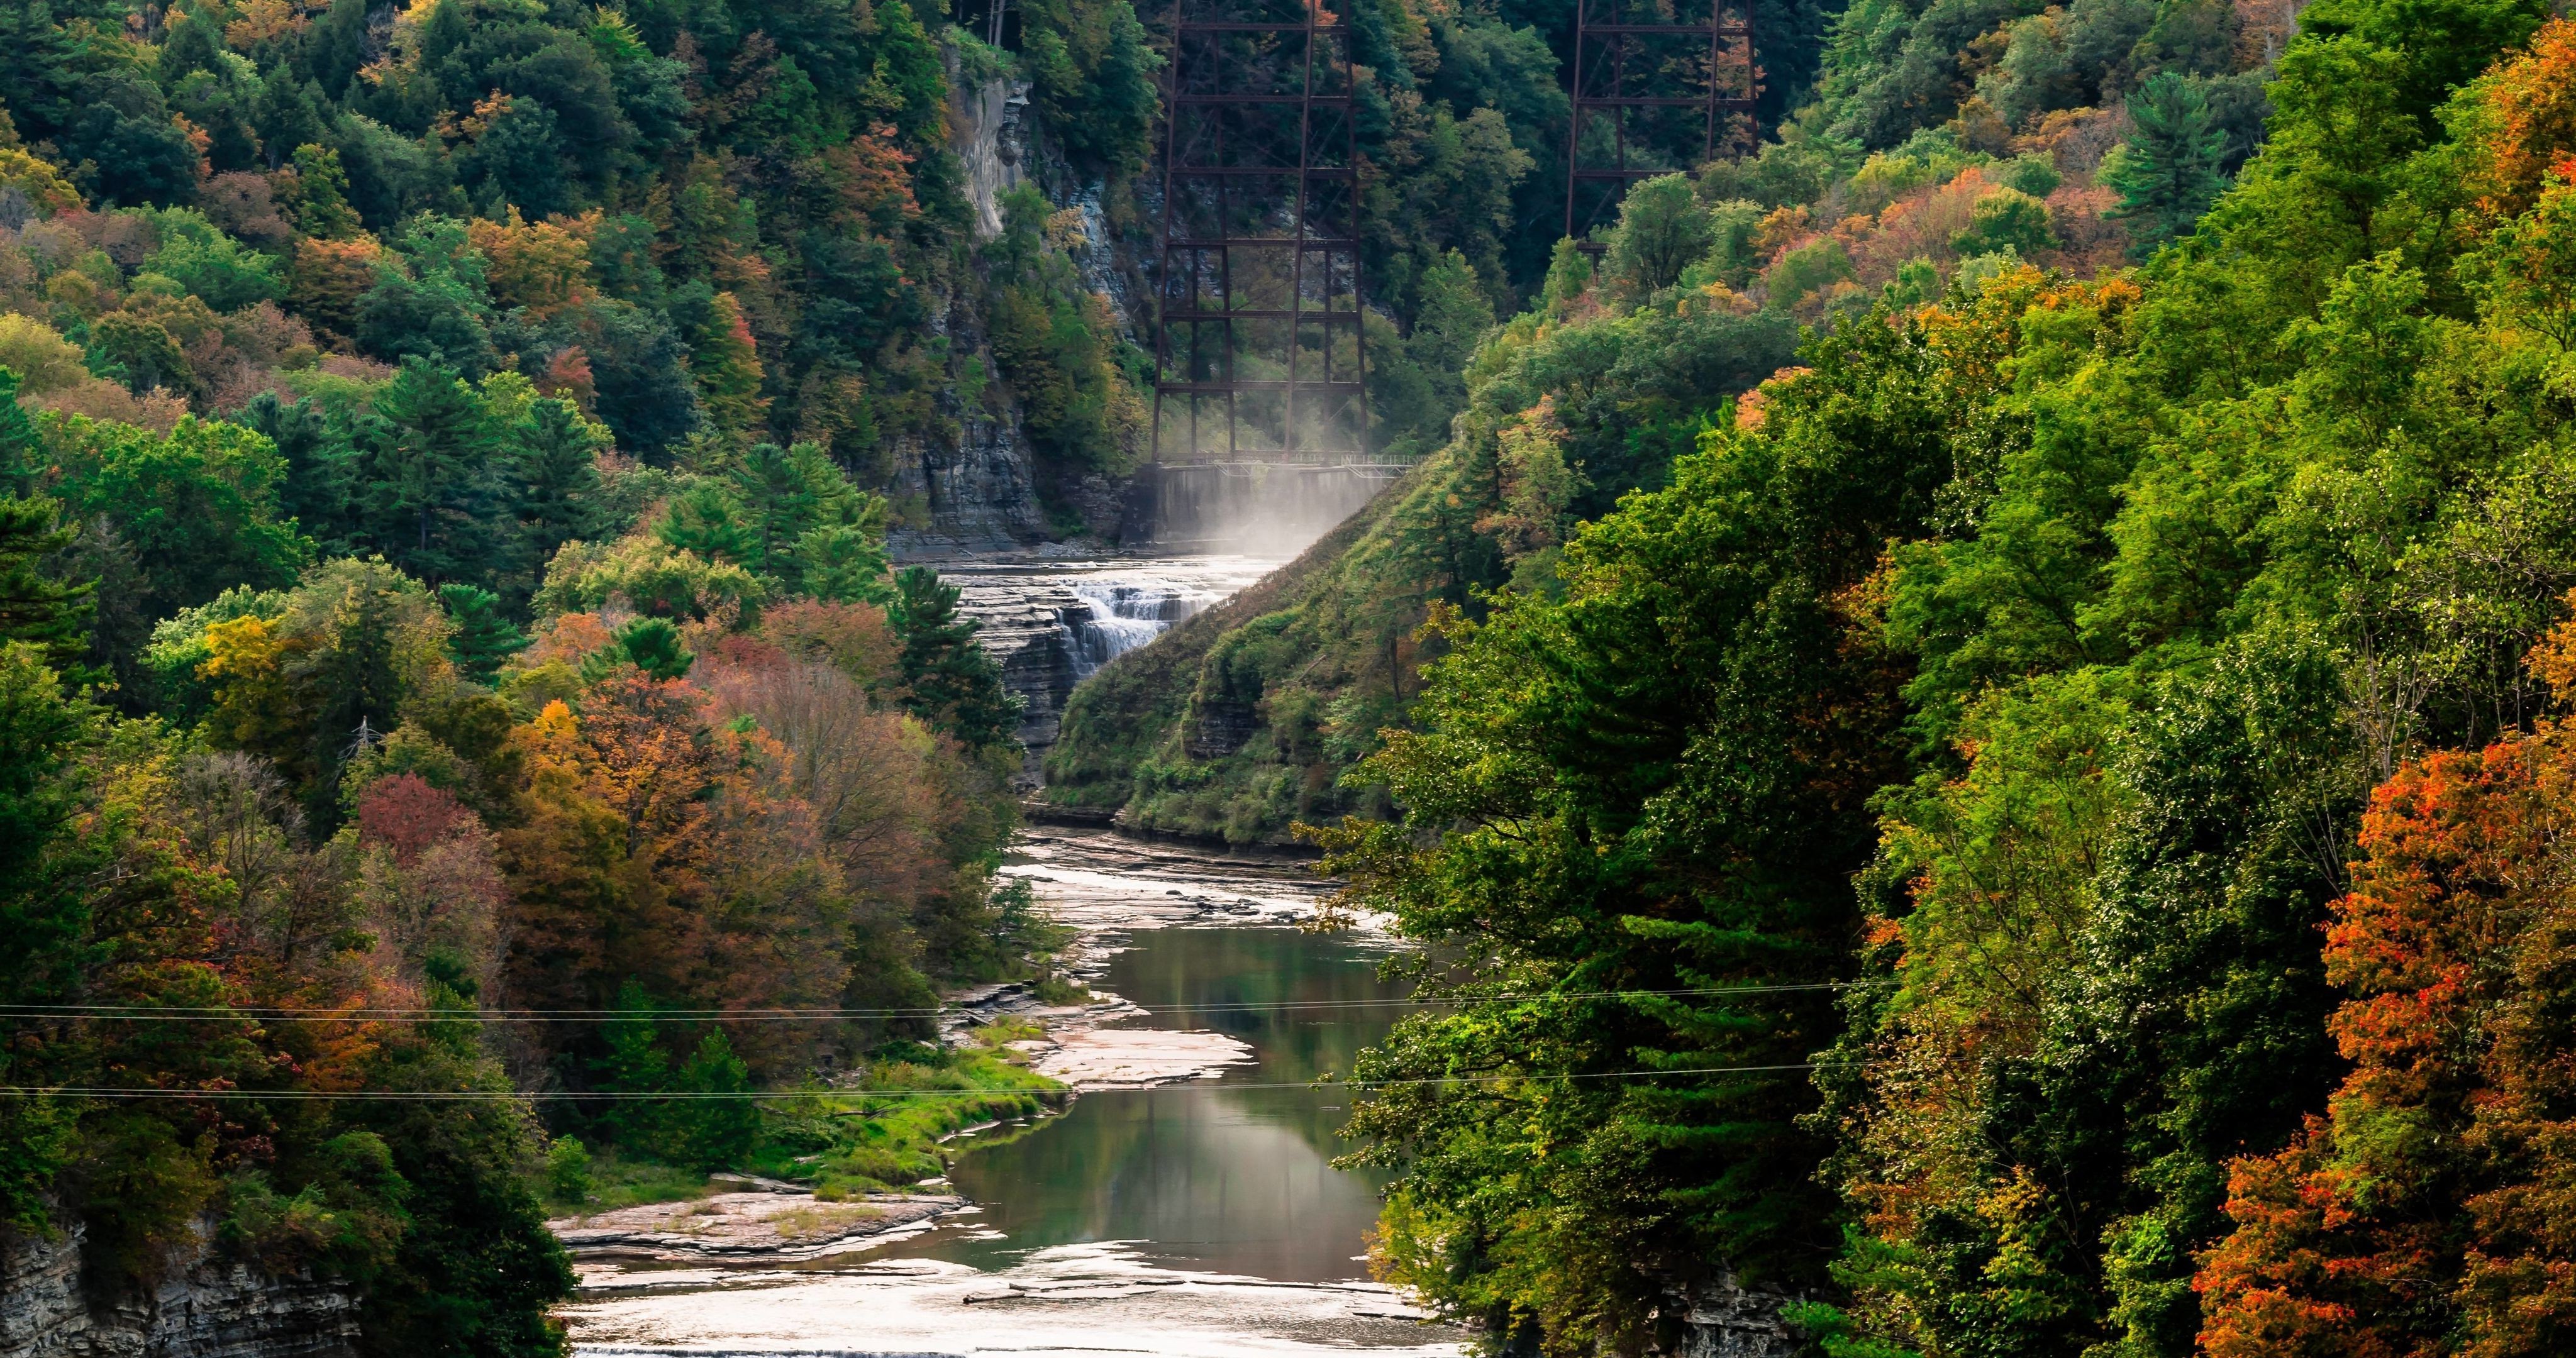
[951,61,1033,241]
[1663,1272,1800,1358]
[885,410,1053,558]
[1,1216,360,1358]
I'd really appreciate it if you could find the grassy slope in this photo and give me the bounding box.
[543,1024,1064,1215]
[1041,452,1457,844]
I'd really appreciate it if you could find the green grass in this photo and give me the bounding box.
[786,1027,1065,1196]
[547,1146,713,1217]
[543,1024,1069,1212]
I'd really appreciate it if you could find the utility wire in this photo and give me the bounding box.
[0,982,1860,1024]
[0,1063,1854,1103]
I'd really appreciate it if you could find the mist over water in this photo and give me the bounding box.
[1129,463,1396,557]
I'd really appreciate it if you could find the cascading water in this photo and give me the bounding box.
[1064,583,1188,676]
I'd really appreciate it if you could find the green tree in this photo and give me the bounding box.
[655,480,755,566]
[366,359,499,583]
[2101,73,2229,254]
[1601,173,1713,301]
[506,397,603,582]
[1952,187,2057,257]
[43,414,313,621]
[437,583,530,685]
[670,1031,758,1171]
[0,496,94,672]
[891,566,1019,751]
[87,314,194,397]
[0,368,40,493]
[610,616,692,682]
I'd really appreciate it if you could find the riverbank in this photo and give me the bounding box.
[552,826,1467,1357]
[941,828,1332,1088]
[545,827,1338,1266]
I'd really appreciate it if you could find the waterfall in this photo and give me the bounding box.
[1062,583,1194,677]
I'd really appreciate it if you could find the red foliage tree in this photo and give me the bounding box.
[2198,665,2576,1355]
[357,772,470,865]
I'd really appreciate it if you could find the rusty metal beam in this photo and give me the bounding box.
[1564,0,1759,247]
[1151,0,1370,466]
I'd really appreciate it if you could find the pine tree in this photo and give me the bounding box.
[438,583,531,685]
[656,480,756,566]
[611,617,694,682]
[2102,73,2228,255]
[671,1032,759,1171]
[0,368,36,493]
[0,496,94,674]
[367,358,498,582]
[890,566,1019,751]
[794,526,894,605]
[508,396,603,581]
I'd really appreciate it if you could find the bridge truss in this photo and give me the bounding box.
[1150,0,1372,466]
[1565,0,1758,245]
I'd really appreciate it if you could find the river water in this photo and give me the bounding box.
[559,830,1468,1358]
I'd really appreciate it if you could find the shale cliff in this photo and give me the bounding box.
[0,1217,359,1358]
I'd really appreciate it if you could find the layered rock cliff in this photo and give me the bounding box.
[1,1216,358,1358]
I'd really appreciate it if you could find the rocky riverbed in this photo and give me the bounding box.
[554,826,1465,1357]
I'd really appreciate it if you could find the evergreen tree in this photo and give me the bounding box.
[670,1032,759,1171]
[891,566,1020,751]
[608,616,693,682]
[0,641,89,968]
[366,358,499,583]
[733,442,843,580]
[1408,250,1497,419]
[507,396,602,581]
[591,980,670,1154]
[242,391,363,555]
[794,526,894,605]
[0,496,95,674]
[655,480,755,565]
[0,368,38,493]
[438,583,531,685]
[2102,73,2228,254]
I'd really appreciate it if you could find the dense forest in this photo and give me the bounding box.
[0,0,1147,1344]
[1093,0,2576,1353]
[12,0,2576,1345]
[1027,0,2576,1347]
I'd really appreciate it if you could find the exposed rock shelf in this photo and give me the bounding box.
[1,1214,360,1358]
[548,1190,967,1264]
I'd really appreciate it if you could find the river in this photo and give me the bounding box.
[557,554,1468,1356]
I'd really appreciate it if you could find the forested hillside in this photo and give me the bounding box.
[1046,0,2271,837]
[0,0,1153,1342]
[1289,2,2576,1355]
[13,0,2576,1346]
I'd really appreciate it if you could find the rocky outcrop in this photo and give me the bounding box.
[549,1186,966,1262]
[1662,1271,1800,1358]
[1,1216,360,1358]
[951,63,1033,241]
[1183,697,1259,759]
[886,412,1052,558]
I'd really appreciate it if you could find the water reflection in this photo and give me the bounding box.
[561,919,1465,1355]
[887,927,1407,1282]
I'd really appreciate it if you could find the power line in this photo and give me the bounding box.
[0,1063,1850,1103]
[0,983,1860,1024]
